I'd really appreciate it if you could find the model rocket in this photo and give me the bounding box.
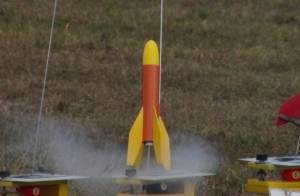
[126,40,171,171]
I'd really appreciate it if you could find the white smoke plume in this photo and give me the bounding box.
[171,134,219,173]
[2,117,219,195]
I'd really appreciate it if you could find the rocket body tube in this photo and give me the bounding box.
[142,65,159,142]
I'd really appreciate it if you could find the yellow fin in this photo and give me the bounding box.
[153,109,171,171]
[127,108,144,168]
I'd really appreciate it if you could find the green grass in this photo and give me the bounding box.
[0,0,300,195]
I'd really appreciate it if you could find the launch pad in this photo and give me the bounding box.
[240,156,300,194]
[0,173,85,196]
[107,171,214,196]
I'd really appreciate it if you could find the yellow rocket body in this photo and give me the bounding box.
[126,40,171,171]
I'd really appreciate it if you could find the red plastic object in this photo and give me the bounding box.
[276,93,300,126]
[282,169,300,181]
[18,186,41,196]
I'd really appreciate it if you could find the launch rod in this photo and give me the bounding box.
[145,143,152,170]
[295,134,300,156]
[32,0,58,169]
[159,0,164,105]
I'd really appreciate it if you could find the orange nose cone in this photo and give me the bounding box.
[143,40,160,66]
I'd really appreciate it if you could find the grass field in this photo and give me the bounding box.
[0,0,300,195]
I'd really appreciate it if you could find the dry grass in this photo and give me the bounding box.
[0,0,300,195]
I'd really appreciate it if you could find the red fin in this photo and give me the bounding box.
[277,93,300,127]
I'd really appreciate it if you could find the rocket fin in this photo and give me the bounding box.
[276,93,300,127]
[153,109,171,171]
[127,108,144,168]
